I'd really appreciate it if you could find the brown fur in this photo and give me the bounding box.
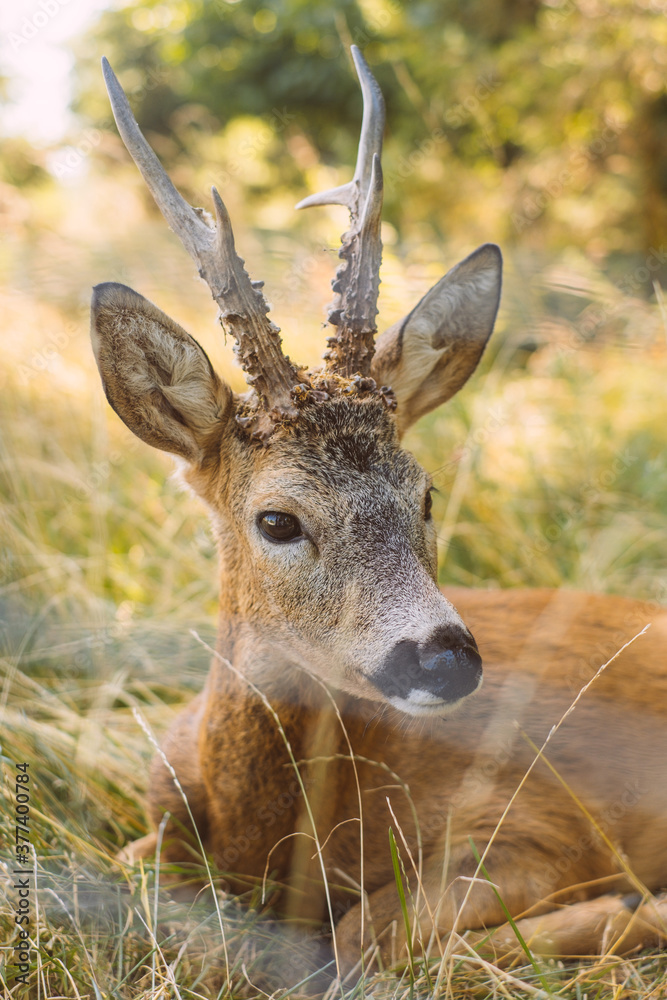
[92,271,666,974]
[146,587,667,968]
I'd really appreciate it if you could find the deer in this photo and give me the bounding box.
[92,48,667,977]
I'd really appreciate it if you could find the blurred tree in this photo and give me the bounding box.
[0,137,49,188]
[72,0,667,271]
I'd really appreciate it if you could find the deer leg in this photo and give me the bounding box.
[335,866,507,974]
[473,891,667,961]
[334,829,638,974]
[116,693,210,868]
[116,832,158,865]
[337,878,667,976]
[148,694,210,864]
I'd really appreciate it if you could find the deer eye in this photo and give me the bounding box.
[424,488,434,521]
[259,511,303,542]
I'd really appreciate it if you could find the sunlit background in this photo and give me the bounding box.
[1,2,667,995]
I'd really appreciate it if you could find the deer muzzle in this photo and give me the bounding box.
[371,624,482,713]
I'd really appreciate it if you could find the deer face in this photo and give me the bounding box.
[186,397,479,714]
[91,50,501,716]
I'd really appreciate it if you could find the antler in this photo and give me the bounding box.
[102,57,301,433]
[296,45,385,379]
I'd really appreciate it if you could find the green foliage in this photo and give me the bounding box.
[0,136,49,188]
[72,0,667,263]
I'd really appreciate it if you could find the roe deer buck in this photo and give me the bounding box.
[93,48,667,975]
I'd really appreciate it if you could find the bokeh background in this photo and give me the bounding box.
[1,1,667,995]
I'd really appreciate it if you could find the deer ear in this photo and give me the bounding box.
[371,244,502,436]
[91,283,233,462]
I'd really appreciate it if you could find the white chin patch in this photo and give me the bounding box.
[388,689,456,716]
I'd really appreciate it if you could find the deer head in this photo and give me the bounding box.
[91,48,502,715]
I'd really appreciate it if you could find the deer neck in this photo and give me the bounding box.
[212,541,319,703]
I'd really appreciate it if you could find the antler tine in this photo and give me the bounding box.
[296,46,385,378]
[102,57,301,434]
[295,46,385,212]
[102,57,211,259]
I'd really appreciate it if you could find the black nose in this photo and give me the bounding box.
[420,632,482,702]
[371,625,482,706]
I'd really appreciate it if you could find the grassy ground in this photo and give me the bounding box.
[1,172,666,998]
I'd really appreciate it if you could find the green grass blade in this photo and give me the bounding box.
[468,837,553,996]
[389,826,415,988]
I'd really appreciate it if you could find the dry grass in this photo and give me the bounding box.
[1,170,666,997]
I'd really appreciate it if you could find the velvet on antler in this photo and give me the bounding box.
[102,48,390,435]
[102,57,302,435]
